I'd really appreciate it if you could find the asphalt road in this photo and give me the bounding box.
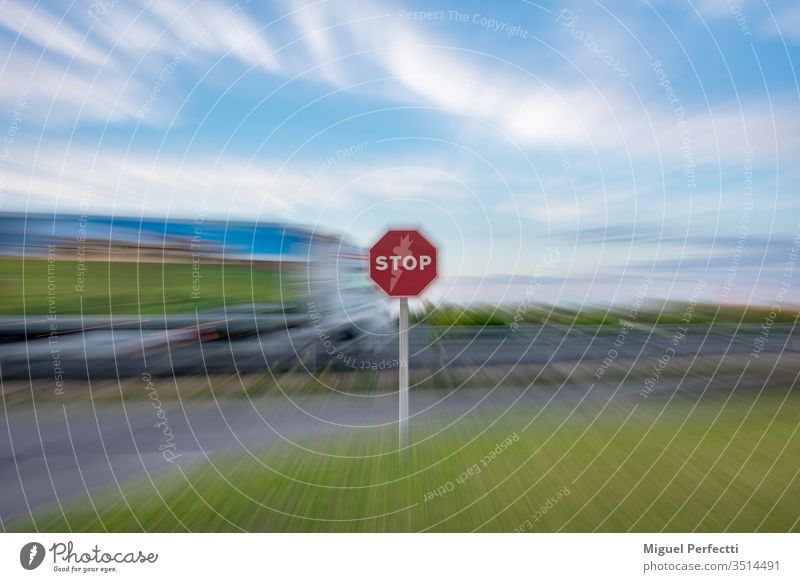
[1,317,797,378]
[1,322,798,526]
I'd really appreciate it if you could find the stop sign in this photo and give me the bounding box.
[369,229,438,297]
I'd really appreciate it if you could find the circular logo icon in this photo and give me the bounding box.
[20,542,46,570]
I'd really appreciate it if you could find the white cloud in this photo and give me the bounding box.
[281,2,799,166]
[0,0,108,66]
[1,144,469,220]
[0,47,155,124]
[147,0,281,72]
[285,1,346,86]
[0,0,283,127]
[528,199,585,223]
[1,0,798,171]
[759,1,800,42]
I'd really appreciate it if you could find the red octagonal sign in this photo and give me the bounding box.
[369,229,438,297]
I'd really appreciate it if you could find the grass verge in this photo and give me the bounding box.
[10,389,800,532]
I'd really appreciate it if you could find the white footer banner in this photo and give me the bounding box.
[1,533,797,580]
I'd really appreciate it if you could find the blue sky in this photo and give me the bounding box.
[0,0,798,306]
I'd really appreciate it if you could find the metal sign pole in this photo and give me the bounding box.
[398,297,409,450]
[368,229,436,453]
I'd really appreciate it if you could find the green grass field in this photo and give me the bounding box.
[11,390,800,532]
[0,258,298,315]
